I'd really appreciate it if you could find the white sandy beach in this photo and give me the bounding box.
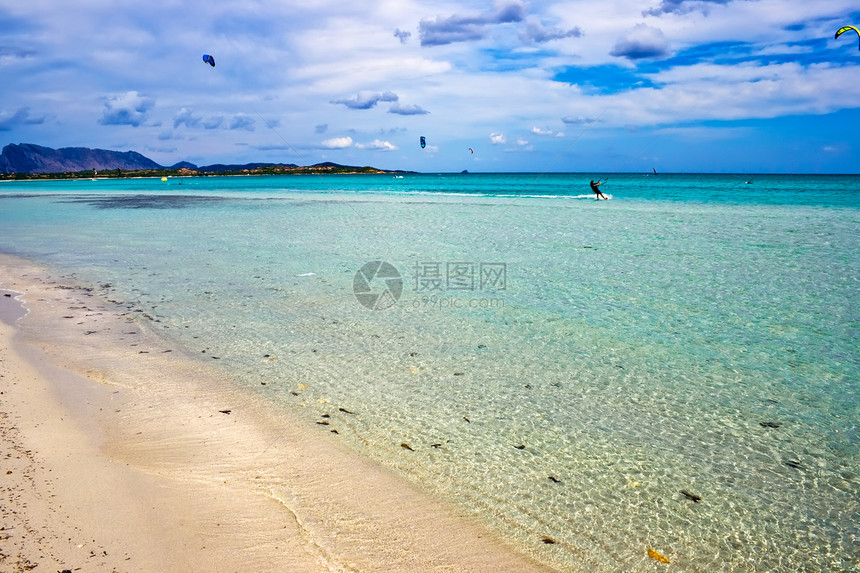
[0,253,555,572]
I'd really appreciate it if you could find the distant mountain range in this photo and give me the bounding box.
[0,143,357,175]
[0,143,164,174]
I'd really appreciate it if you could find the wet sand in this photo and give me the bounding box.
[0,253,555,572]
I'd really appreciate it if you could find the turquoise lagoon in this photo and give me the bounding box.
[1,173,858,571]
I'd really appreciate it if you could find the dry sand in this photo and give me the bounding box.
[0,253,555,573]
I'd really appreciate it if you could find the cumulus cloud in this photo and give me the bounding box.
[531,126,564,137]
[519,18,582,44]
[173,107,201,129]
[610,24,670,60]
[389,103,430,115]
[643,0,732,17]
[203,116,224,129]
[98,91,154,127]
[490,132,507,144]
[321,136,353,149]
[228,115,255,131]
[394,28,411,44]
[0,107,47,131]
[419,1,527,46]
[331,91,399,110]
[626,61,860,125]
[355,139,397,151]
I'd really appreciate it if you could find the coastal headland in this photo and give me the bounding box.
[0,143,411,180]
[0,162,408,181]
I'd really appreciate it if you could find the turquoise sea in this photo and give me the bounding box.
[1,173,858,571]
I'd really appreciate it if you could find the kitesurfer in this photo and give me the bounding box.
[590,179,608,200]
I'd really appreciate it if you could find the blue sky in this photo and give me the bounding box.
[1,0,859,172]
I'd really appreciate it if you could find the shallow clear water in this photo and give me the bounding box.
[1,173,858,571]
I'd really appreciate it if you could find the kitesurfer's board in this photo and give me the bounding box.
[569,194,611,200]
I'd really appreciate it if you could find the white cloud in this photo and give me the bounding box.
[531,126,564,137]
[490,132,507,144]
[610,24,670,60]
[643,0,733,17]
[330,91,399,110]
[389,103,430,115]
[394,28,411,44]
[228,115,256,131]
[355,139,397,151]
[98,91,154,127]
[173,108,201,129]
[203,116,224,130]
[0,107,48,131]
[321,136,354,149]
[518,17,582,44]
[418,1,527,46]
[626,62,860,122]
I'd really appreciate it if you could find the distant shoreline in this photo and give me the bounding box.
[4,170,859,181]
[0,163,414,181]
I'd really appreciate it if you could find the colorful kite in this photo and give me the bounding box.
[203,54,216,67]
[835,26,860,50]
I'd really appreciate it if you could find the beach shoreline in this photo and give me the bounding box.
[0,253,555,572]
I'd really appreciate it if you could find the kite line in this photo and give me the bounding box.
[255,112,307,165]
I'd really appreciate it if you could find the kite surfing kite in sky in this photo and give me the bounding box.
[203,54,215,67]
[420,136,426,149]
[835,26,860,50]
